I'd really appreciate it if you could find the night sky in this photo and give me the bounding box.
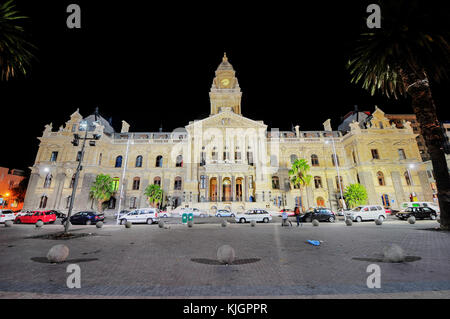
[1,1,449,171]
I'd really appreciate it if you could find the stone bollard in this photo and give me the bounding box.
[250,220,256,227]
[345,218,353,226]
[187,220,193,228]
[96,221,103,228]
[4,220,13,227]
[125,221,132,228]
[35,220,44,228]
[408,216,416,224]
[158,221,165,228]
[163,224,171,229]
[312,219,319,226]
[217,245,235,265]
[47,244,70,263]
[221,220,227,227]
[383,244,405,263]
[375,218,383,225]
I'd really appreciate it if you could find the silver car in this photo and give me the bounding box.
[119,208,159,225]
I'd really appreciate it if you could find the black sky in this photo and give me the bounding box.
[1,1,449,171]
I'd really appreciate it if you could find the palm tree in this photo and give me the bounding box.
[90,174,115,212]
[344,184,368,209]
[289,158,312,212]
[0,0,35,81]
[144,184,163,208]
[347,1,450,229]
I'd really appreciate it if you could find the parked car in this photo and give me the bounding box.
[345,205,386,222]
[119,208,159,225]
[63,211,104,225]
[336,208,350,216]
[396,207,438,220]
[235,209,272,223]
[48,210,66,219]
[0,209,16,223]
[215,209,235,217]
[180,207,208,218]
[159,210,171,218]
[400,201,440,213]
[299,208,336,223]
[114,210,130,219]
[15,211,57,224]
[278,209,295,217]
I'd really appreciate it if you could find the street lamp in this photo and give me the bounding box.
[325,136,347,211]
[65,118,102,233]
[116,135,132,225]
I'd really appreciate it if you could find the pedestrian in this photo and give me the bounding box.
[281,210,292,227]
[294,206,301,227]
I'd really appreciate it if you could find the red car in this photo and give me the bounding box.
[15,211,57,224]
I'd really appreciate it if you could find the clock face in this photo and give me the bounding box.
[220,78,230,87]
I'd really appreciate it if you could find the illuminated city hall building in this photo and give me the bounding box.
[23,54,433,213]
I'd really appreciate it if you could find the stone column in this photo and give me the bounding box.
[391,171,406,209]
[232,175,236,201]
[326,177,337,211]
[358,171,378,205]
[23,173,40,210]
[52,172,66,209]
[244,176,248,202]
[218,175,222,202]
[76,173,97,211]
[205,175,210,202]
[306,186,313,209]
[140,178,149,207]
[418,170,433,202]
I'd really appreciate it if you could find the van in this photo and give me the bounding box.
[400,202,440,213]
[345,205,386,222]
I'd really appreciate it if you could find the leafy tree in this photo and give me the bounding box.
[347,1,450,229]
[90,174,115,212]
[344,184,368,209]
[289,158,312,212]
[144,184,163,208]
[0,0,35,81]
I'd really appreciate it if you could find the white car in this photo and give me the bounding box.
[119,208,159,225]
[346,205,386,222]
[235,209,272,223]
[0,210,16,223]
[179,207,208,218]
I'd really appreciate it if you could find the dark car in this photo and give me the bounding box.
[396,207,437,220]
[63,211,105,225]
[299,208,336,223]
[48,210,66,219]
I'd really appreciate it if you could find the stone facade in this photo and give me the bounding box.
[23,54,433,213]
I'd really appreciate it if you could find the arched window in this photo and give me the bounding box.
[176,155,183,167]
[311,154,319,166]
[352,151,357,164]
[316,197,325,207]
[135,155,143,167]
[69,174,76,188]
[155,155,163,167]
[174,176,182,190]
[39,195,48,209]
[115,155,123,168]
[153,176,161,186]
[290,154,298,164]
[332,154,340,166]
[272,176,280,189]
[132,177,140,190]
[43,174,52,188]
[404,171,412,186]
[314,176,322,189]
[377,171,385,186]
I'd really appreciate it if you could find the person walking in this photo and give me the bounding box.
[294,206,301,227]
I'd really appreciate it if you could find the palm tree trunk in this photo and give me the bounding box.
[400,67,450,230]
[97,200,104,213]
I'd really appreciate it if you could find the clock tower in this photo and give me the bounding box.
[209,53,242,115]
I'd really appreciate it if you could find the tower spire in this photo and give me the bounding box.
[223,52,228,62]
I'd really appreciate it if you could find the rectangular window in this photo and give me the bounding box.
[371,149,380,160]
[398,149,406,160]
[50,151,58,162]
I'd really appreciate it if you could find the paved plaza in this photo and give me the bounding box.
[0,217,449,298]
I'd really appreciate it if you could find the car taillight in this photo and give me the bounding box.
[95,216,98,219]
[1,215,4,217]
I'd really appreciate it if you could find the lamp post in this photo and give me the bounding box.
[325,135,347,211]
[116,135,131,225]
[407,164,415,201]
[65,119,101,233]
